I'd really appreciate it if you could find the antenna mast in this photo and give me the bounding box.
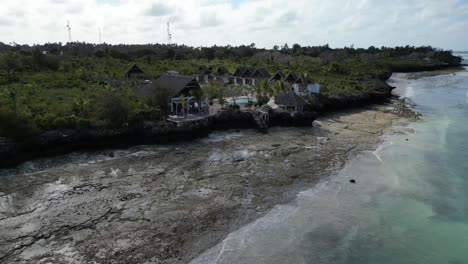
[98,27,102,44]
[167,22,172,45]
[67,20,72,43]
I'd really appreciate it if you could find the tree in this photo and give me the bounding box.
[96,92,129,127]
[273,80,288,95]
[253,79,272,106]
[32,47,45,67]
[152,85,172,114]
[292,43,301,55]
[202,79,223,100]
[180,95,186,116]
[72,96,90,117]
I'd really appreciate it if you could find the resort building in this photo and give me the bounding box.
[274,91,309,112]
[139,73,205,115]
[124,64,149,79]
[232,67,271,87]
[282,71,321,95]
[196,65,232,85]
[196,65,211,84]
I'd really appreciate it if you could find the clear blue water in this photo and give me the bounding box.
[192,68,468,264]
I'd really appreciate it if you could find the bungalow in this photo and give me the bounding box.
[284,71,299,84]
[284,71,321,95]
[196,65,232,85]
[274,91,309,112]
[124,64,148,79]
[212,66,231,84]
[196,65,211,84]
[232,67,271,87]
[139,73,204,115]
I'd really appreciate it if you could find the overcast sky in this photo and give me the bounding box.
[1,0,467,50]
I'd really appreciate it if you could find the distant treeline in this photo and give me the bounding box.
[0,41,460,64]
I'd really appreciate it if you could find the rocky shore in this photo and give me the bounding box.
[0,77,396,168]
[0,109,320,168]
[0,96,418,263]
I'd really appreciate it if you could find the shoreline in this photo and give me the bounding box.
[0,79,392,169]
[0,95,418,263]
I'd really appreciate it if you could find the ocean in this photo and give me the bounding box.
[456,51,468,64]
[192,62,468,263]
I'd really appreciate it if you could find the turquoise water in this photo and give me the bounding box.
[228,97,257,105]
[192,67,468,263]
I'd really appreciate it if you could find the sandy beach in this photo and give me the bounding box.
[0,95,416,263]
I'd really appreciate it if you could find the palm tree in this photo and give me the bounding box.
[253,79,271,106]
[73,96,90,117]
[273,80,288,95]
[180,95,186,116]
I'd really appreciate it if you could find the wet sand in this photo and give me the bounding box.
[0,101,415,264]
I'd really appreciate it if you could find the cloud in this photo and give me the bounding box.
[0,0,466,50]
[0,18,13,26]
[277,10,298,25]
[145,2,174,17]
[200,13,221,27]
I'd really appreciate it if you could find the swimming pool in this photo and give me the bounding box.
[228,97,257,105]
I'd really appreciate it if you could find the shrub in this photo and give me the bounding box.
[53,117,67,129]
[76,118,91,129]
[95,92,129,127]
[226,104,240,111]
[0,112,38,140]
[35,113,57,130]
[151,85,171,115]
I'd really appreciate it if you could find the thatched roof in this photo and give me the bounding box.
[232,66,247,77]
[284,71,299,83]
[215,66,231,76]
[198,65,211,74]
[233,66,270,79]
[270,70,284,81]
[274,91,308,107]
[154,74,201,97]
[124,64,146,78]
[297,75,314,84]
[252,68,271,78]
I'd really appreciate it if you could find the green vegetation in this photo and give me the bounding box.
[0,42,461,141]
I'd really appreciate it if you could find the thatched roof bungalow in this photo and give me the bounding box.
[274,91,309,112]
[233,67,271,86]
[139,73,204,115]
[284,71,299,83]
[124,64,148,79]
[196,65,231,84]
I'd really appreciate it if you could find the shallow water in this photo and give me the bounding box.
[191,69,468,263]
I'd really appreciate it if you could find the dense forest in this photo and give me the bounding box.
[0,41,462,140]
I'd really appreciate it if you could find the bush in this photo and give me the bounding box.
[255,95,270,106]
[0,112,38,140]
[76,118,91,129]
[35,113,57,130]
[53,117,68,129]
[226,104,240,111]
[95,92,129,127]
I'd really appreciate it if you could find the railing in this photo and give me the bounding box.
[246,107,269,131]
